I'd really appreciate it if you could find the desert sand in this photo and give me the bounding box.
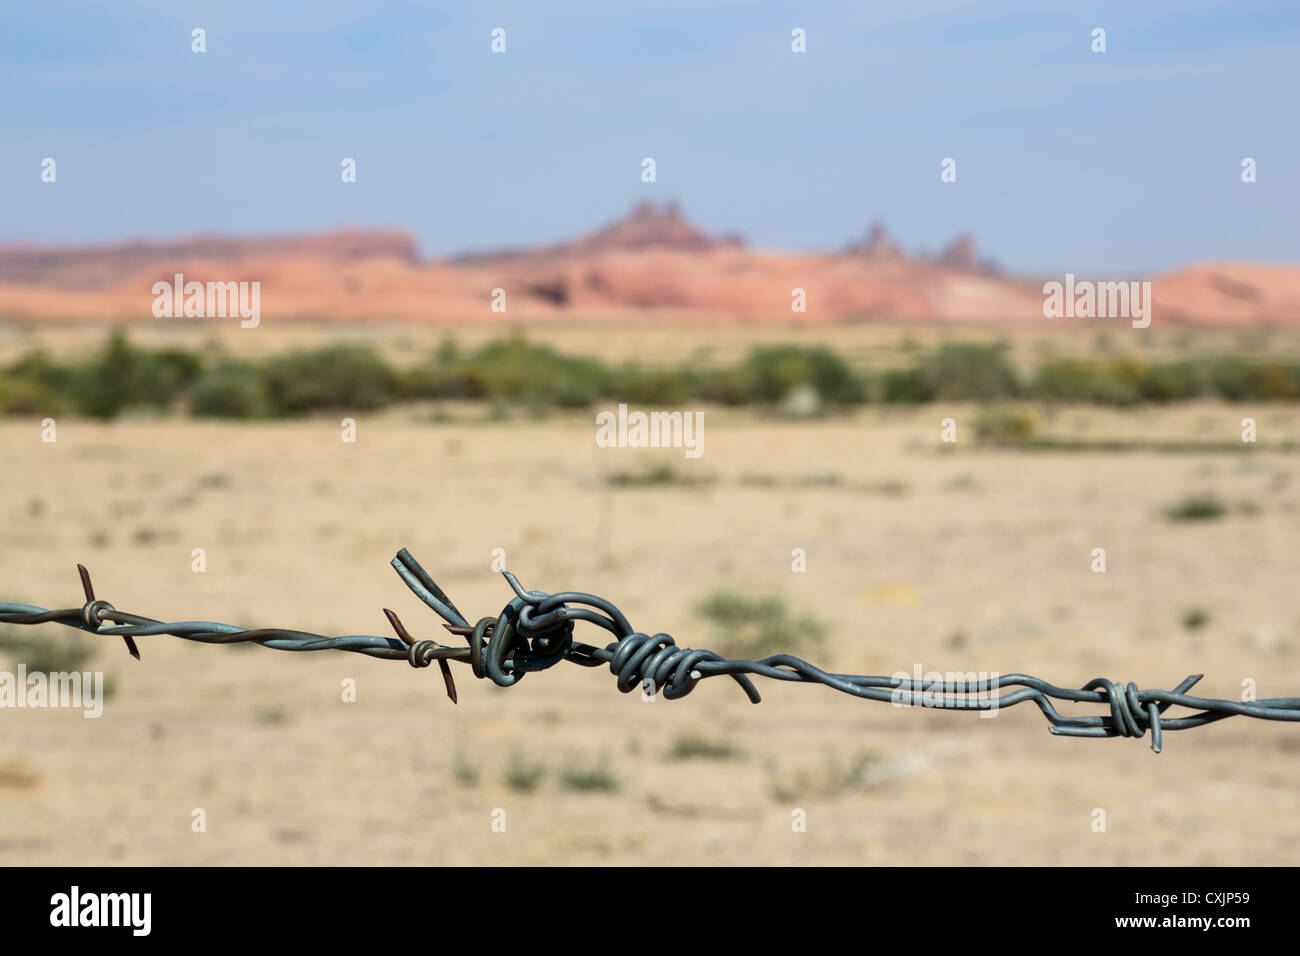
[3,399,1298,865]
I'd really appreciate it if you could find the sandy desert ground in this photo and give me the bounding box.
[2,397,1299,865]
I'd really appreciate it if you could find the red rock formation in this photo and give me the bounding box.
[0,214,1295,326]
[0,228,418,285]
[844,222,904,260]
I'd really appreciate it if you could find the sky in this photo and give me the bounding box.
[1,0,1296,274]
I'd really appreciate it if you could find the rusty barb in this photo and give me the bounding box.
[3,547,1300,753]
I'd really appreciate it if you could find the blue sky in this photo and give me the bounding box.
[1,1,1296,273]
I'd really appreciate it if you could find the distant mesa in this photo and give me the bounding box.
[0,207,1294,326]
[934,233,1000,275]
[844,221,999,275]
[563,199,745,255]
[844,221,905,260]
[0,227,419,286]
[453,200,745,264]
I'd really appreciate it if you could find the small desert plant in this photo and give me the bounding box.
[189,363,266,418]
[452,750,481,786]
[667,734,745,762]
[695,590,827,659]
[253,705,290,726]
[558,756,619,793]
[768,750,875,801]
[606,465,713,488]
[0,631,98,673]
[973,406,1039,448]
[1164,494,1227,523]
[504,752,546,792]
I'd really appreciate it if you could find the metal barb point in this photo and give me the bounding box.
[384,608,457,705]
[77,563,139,660]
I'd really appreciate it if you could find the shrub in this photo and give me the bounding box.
[2,350,73,415]
[1031,358,1143,406]
[880,366,932,403]
[405,339,470,400]
[605,465,713,488]
[668,735,744,761]
[558,756,619,793]
[0,376,59,415]
[189,363,266,418]
[504,752,547,792]
[63,332,203,419]
[261,344,399,415]
[610,364,696,405]
[1164,494,1227,523]
[454,335,610,409]
[695,590,827,659]
[738,345,863,404]
[914,342,1019,401]
[1137,361,1207,402]
[696,366,755,406]
[1206,358,1300,401]
[0,631,98,673]
[973,406,1039,447]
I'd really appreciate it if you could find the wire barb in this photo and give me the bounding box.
[2,549,1298,753]
[77,563,139,660]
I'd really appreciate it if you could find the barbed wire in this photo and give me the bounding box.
[3,547,1298,753]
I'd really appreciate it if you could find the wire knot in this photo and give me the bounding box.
[608,632,725,700]
[407,640,438,669]
[1086,678,1166,753]
[472,604,573,687]
[82,599,114,630]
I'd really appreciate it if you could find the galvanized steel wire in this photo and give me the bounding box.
[3,547,1299,753]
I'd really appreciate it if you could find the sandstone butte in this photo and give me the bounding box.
[0,201,1296,326]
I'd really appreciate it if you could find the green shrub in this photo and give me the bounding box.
[68,331,138,419]
[1031,358,1143,406]
[1164,494,1227,523]
[453,335,610,409]
[504,752,546,792]
[668,735,744,761]
[452,751,481,786]
[605,465,713,488]
[558,756,619,793]
[189,363,266,418]
[405,338,469,400]
[261,344,399,415]
[768,750,875,801]
[914,343,1019,401]
[0,631,98,673]
[696,366,755,406]
[62,331,202,419]
[611,364,696,405]
[738,345,863,404]
[880,367,932,403]
[1206,359,1300,401]
[1137,361,1207,402]
[973,406,1039,447]
[0,376,59,415]
[695,590,827,659]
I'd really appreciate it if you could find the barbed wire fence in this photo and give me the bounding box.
[3,547,1299,753]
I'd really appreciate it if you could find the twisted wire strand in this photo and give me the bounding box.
[2,548,1298,754]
